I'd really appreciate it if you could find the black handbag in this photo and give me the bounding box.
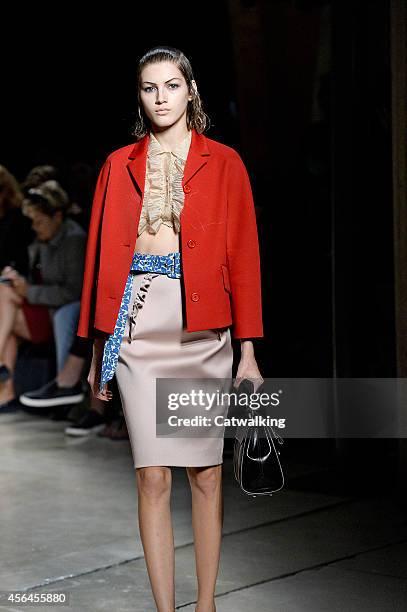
[233,379,285,497]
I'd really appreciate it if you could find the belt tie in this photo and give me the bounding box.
[99,251,181,392]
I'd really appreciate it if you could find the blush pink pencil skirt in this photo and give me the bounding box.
[114,271,233,468]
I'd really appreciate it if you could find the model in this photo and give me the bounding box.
[77,45,264,612]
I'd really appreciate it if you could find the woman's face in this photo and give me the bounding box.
[25,206,63,242]
[139,61,193,130]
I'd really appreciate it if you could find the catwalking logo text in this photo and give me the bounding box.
[167,414,286,428]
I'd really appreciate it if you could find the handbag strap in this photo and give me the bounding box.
[270,426,284,445]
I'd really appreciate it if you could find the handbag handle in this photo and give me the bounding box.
[246,432,273,462]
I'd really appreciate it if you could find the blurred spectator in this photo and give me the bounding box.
[17,168,115,436]
[0,165,35,276]
[0,180,86,410]
[21,165,59,194]
[1,166,122,437]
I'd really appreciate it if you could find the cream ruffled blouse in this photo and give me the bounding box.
[137,129,192,236]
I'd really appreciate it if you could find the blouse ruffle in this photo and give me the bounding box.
[137,130,192,236]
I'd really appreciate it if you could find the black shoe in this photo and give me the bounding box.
[19,379,85,408]
[0,397,21,413]
[0,364,11,383]
[65,410,106,437]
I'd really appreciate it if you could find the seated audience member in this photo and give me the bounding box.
[5,166,120,436]
[22,166,86,378]
[0,165,35,277]
[0,180,86,410]
[21,165,59,194]
[17,167,114,435]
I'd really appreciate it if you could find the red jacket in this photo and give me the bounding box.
[77,128,263,340]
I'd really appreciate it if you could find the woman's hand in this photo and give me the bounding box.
[2,267,28,298]
[234,339,264,393]
[87,338,113,402]
[0,267,24,305]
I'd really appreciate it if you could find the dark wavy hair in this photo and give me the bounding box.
[0,165,23,214]
[132,46,210,141]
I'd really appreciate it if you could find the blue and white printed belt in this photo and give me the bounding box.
[99,251,181,392]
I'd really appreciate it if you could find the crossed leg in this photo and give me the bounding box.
[0,284,32,402]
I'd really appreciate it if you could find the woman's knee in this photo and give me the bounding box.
[136,466,172,498]
[12,307,31,341]
[187,465,222,495]
[0,284,19,305]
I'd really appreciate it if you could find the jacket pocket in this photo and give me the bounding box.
[221,264,231,294]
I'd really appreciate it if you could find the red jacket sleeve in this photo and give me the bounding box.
[76,158,111,339]
[226,152,264,339]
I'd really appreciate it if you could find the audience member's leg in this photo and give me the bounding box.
[18,329,95,409]
[0,287,32,403]
[0,285,27,361]
[56,354,85,387]
[52,301,81,373]
[70,335,93,360]
[55,335,91,387]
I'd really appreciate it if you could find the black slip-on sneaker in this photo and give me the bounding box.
[19,379,85,408]
[65,410,106,437]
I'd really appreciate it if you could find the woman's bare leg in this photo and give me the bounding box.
[0,285,26,359]
[186,464,222,612]
[136,466,175,612]
[0,287,31,402]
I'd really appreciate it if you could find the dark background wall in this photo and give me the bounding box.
[1,2,236,174]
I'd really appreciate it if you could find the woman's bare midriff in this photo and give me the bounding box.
[134,224,180,255]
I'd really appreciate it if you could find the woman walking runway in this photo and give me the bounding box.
[77,45,264,612]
